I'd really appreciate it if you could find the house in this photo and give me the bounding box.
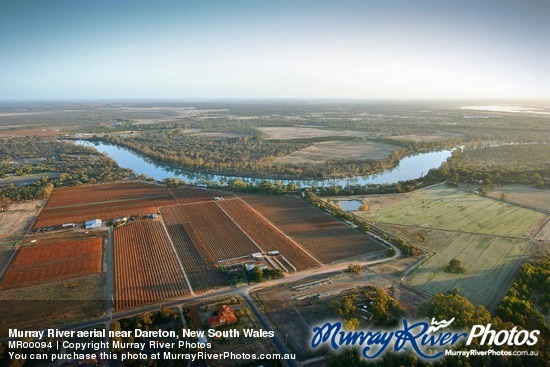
[85,219,102,229]
[207,305,238,328]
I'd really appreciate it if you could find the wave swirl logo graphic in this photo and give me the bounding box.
[427,317,455,333]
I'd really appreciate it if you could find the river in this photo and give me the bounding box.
[75,140,453,188]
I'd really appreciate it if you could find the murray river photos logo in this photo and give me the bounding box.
[310,318,540,359]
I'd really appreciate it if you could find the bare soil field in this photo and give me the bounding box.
[488,185,550,212]
[114,220,189,309]
[241,195,387,263]
[0,236,103,290]
[0,200,42,245]
[274,140,397,164]
[258,126,370,140]
[0,274,104,336]
[384,132,464,142]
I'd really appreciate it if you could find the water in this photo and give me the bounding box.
[75,140,453,188]
[335,200,362,212]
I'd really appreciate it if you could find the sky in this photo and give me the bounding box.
[0,0,549,100]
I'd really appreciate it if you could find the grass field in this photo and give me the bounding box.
[359,185,545,238]
[487,185,550,212]
[407,231,530,309]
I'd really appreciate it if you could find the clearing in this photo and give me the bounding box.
[258,126,370,140]
[0,200,42,246]
[274,140,397,164]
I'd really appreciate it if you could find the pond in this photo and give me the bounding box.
[335,200,363,212]
[75,140,453,188]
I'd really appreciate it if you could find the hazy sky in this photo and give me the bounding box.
[1,0,549,100]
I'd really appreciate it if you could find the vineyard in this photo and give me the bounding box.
[217,199,320,271]
[0,237,103,290]
[161,205,229,292]
[113,221,190,309]
[241,195,387,263]
[162,202,261,261]
[46,181,172,207]
[170,187,234,204]
[35,182,177,228]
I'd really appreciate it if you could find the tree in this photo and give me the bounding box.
[359,203,369,211]
[344,318,360,331]
[444,259,465,274]
[249,266,264,282]
[347,264,361,273]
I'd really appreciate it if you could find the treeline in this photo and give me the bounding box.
[496,255,549,329]
[0,179,53,208]
[425,145,550,189]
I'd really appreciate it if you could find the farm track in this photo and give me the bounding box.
[114,221,189,310]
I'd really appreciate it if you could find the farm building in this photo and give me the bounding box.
[207,305,238,328]
[85,219,102,229]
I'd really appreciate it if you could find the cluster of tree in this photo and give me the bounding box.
[0,137,134,204]
[496,255,549,329]
[249,266,283,282]
[366,287,403,326]
[327,288,547,366]
[0,178,53,204]
[314,179,424,197]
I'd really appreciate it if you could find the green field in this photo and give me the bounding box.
[408,231,530,309]
[360,185,545,237]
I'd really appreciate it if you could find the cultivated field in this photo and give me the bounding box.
[0,236,103,290]
[258,126,370,140]
[407,231,530,309]
[384,132,464,142]
[46,181,171,207]
[160,205,229,293]
[360,185,545,237]
[217,199,320,271]
[163,201,261,261]
[274,140,397,164]
[241,195,387,263]
[114,221,189,309]
[170,187,234,204]
[34,181,176,228]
